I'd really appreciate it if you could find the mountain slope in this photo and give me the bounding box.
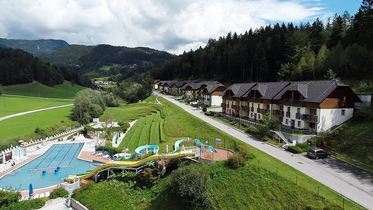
[0,48,64,85]
[0,38,69,55]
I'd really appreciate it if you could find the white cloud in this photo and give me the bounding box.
[0,0,325,54]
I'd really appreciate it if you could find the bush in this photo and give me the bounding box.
[0,191,19,207]
[227,153,246,169]
[1,198,46,210]
[287,143,311,154]
[170,165,211,208]
[49,187,68,199]
[202,105,207,112]
[237,145,249,160]
[138,168,159,187]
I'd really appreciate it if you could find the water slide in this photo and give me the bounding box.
[78,150,195,180]
[194,139,216,153]
[173,139,185,152]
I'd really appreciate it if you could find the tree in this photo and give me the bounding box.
[170,165,211,208]
[0,84,2,96]
[72,89,106,124]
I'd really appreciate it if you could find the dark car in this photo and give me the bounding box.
[307,148,329,159]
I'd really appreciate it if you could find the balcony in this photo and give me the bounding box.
[257,108,268,114]
[232,105,240,110]
[289,100,303,107]
[273,110,284,117]
[302,114,318,123]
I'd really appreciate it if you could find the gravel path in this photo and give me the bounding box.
[0,104,73,122]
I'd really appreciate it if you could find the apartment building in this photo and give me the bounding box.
[201,84,226,107]
[181,81,221,99]
[242,82,289,121]
[222,80,361,133]
[222,83,256,117]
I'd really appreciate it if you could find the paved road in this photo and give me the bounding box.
[157,93,373,209]
[0,104,73,122]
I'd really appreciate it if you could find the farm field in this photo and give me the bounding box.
[2,81,85,99]
[78,96,360,209]
[0,95,71,117]
[0,106,78,149]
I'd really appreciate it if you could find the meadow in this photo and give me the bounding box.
[2,81,85,98]
[0,95,71,117]
[0,106,78,149]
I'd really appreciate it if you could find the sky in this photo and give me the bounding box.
[0,0,362,54]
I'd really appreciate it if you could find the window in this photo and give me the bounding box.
[341,109,345,116]
[297,108,300,113]
[257,104,260,108]
[287,107,290,112]
[251,113,253,117]
[280,105,283,111]
[285,119,288,124]
[297,121,301,127]
[310,108,316,115]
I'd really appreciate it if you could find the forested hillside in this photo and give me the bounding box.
[42,44,175,86]
[0,48,64,86]
[153,0,373,83]
[0,38,68,56]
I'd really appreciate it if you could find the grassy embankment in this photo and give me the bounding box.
[94,95,360,209]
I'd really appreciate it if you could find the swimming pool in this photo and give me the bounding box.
[0,143,99,191]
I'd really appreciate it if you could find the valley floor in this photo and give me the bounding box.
[156,92,373,209]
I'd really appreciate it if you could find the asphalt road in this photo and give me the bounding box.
[0,104,73,122]
[157,92,373,209]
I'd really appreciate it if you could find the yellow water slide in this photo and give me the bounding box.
[79,151,195,180]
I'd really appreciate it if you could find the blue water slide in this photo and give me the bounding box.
[174,139,185,152]
[134,144,159,156]
[194,139,216,153]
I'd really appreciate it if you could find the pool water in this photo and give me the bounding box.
[0,143,99,190]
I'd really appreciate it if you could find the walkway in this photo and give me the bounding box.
[157,92,373,209]
[0,104,73,122]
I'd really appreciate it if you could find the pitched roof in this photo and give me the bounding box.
[273,80,350,103]
[182,80,221,90]
[204,84,225,94]
[223,83,256,98]
[243,82,289,100]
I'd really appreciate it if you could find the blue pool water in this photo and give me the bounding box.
[0,143,99,190]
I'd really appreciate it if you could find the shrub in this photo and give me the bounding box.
[202,105,207,112]
[237,145,249,160]
[287,143,311,154]
[170,165,211,208]
[49,187,68,199]
[227,153,246,169]
[0,191,19,207]
[138,168,159,187]
[1,198,46,210]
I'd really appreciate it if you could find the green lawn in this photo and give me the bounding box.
[2,81,85,99]
[74,161,348,210]
[98,96,360,209]
[0,106,78,149]
[0,95,71,117]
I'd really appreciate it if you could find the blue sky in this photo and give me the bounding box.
[0,0,365,54]
[319,0,361,15]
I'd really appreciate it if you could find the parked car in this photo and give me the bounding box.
[307,148,329,159]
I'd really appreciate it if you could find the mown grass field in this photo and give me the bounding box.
[100,95,360,209]
[2,81,85,98]
[0,95,71,117]
[0,105,78,149]
[74,161,352,210]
